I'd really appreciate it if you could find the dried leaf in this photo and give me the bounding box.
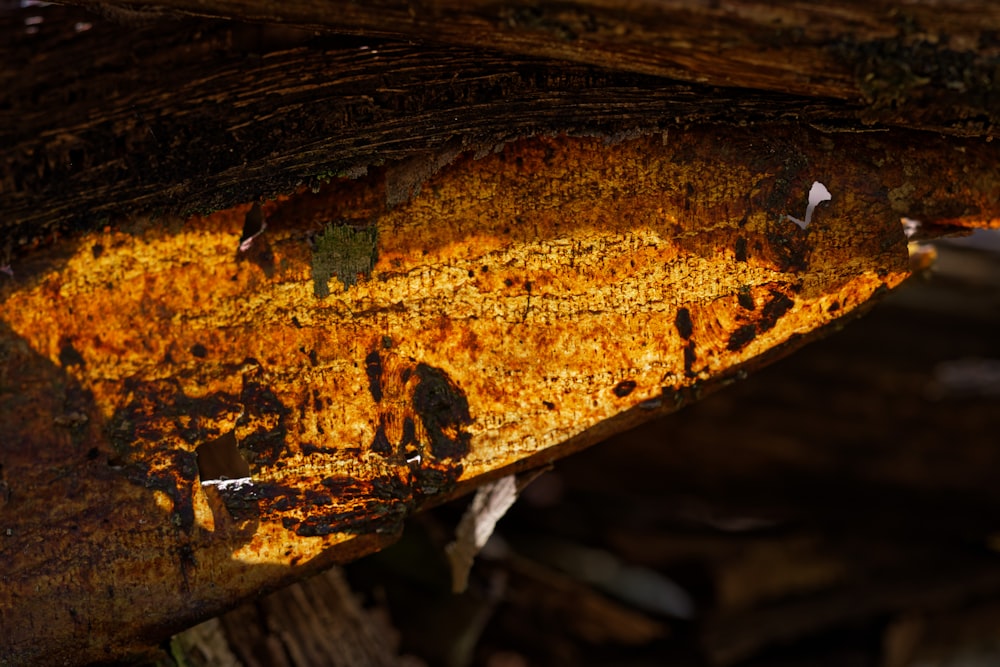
[446,475,519,593]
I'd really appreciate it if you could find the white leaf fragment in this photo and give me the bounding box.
[238,221,267,252]
[238,202,267,252]
[201,476,254,491]
[786,181,832,230]
[445,474,519,593]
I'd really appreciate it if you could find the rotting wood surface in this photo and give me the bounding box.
[0,124,932,665]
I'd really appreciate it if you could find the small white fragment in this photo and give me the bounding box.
[0,265,12,278]
[786,181,832,230]
[901,218,922,238]
[201,476,253,491]
[445,474,519,593]
[405,453,422,465]
[74,21,93,32]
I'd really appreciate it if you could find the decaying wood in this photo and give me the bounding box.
[3,2,1000,665]
[0,122,925,665]
[171,567,405,667]
[340,252,997,667]
[539,256,1000,665]
[217,251,999,667]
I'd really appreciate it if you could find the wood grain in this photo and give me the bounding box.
[52,0,1000,131]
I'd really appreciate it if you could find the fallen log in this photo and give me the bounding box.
[2,3,1000,665]
[1,123,926,665]
[167,242,1000,666]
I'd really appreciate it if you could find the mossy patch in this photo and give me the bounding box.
[834,35,1000,131]
[311,223,378,297]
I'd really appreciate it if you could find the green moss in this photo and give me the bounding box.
[311,223,378,298]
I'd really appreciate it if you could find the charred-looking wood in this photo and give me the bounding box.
[683,342,699,379]
[269,474,409,538]
[613,380,637,398]
[365,350,385,403]
[726,289,797,352]
[44,1,1000,131]
[236,361,292,468]
[412,364,473,461]
[758,291,797,334]
[362,347,473,471]
[109,379,244,532]
[835,36,1000,129]
[727,325,759,352]
[675,308,694,340]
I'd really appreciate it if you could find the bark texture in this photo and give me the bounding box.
[4,3,1000,256]
[55,0,1000,133]
[166,240,1000,667]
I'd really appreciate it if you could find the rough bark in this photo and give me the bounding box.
[4,3,1000,257]
[53,0,1000,134]
[171,567,405,667]
[176,242,1000,667]
[551,250,1000,665]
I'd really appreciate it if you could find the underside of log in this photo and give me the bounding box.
[162,239,1000,666]
[2,123,920,664]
